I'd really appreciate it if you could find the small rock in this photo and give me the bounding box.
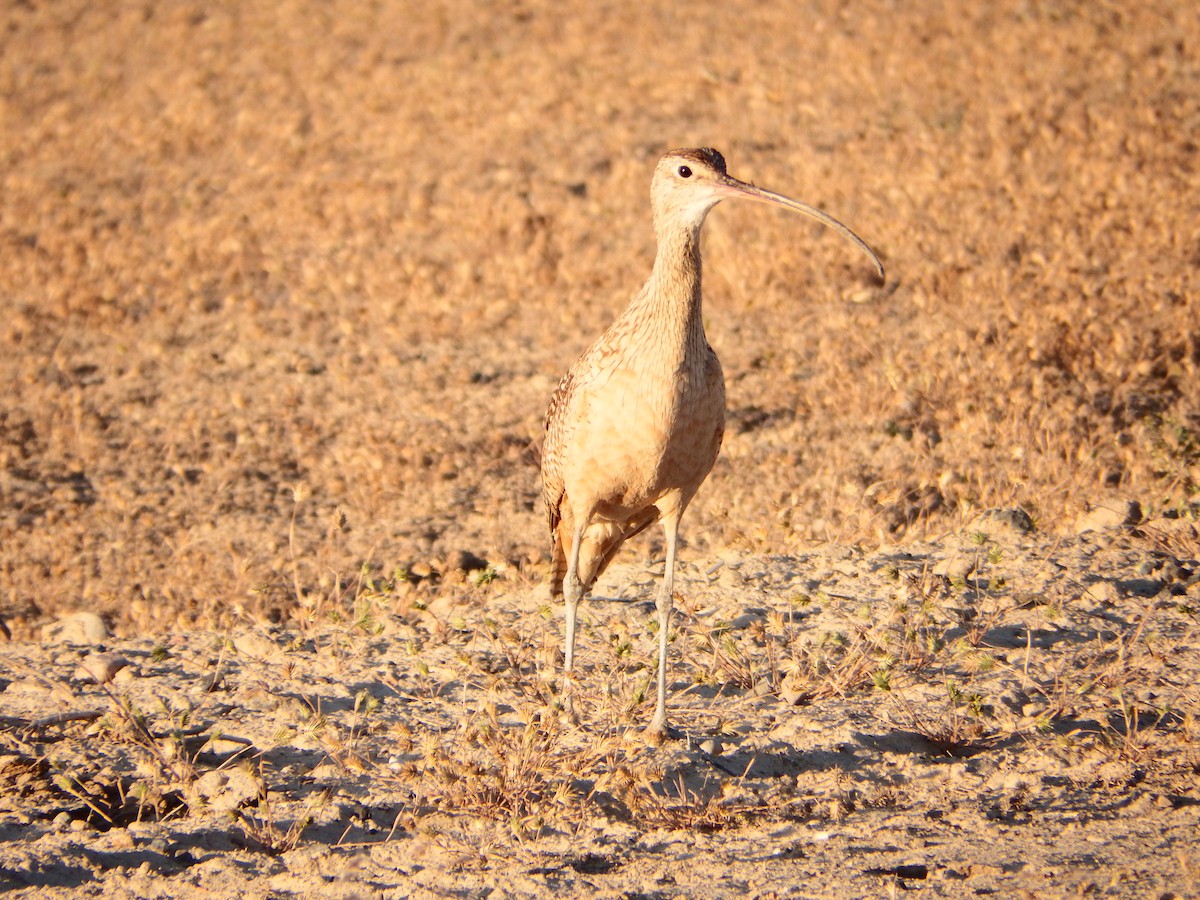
[970,508,1034,535]
[699,737,722,755]
[778,676,813,707]
[203,735,255,757]
[933,554,976,580]
[192,768,262,812]
[1083,582,1119,605]
[232,631,283,661]
[42,611,109,645]
[1074,500,1141,533]
[127,820,158,838]
[309,761,342,780]
[75,653,131,684]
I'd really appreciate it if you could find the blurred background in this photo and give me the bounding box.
[1,0,1196,635]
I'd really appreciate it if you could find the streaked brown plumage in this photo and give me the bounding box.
[542,148,883,739]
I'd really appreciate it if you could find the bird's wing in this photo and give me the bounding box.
[541,367,575,544]
[541,333,620,539]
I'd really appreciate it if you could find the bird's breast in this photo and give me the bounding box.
[561,336,724,515]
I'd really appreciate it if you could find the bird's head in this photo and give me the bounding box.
[649,147,885,282]
[650,148,737,232]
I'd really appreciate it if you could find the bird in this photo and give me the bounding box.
[541,147,884,741]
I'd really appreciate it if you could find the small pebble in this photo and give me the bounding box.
[970,507,1034,534]
[76,653,131,684]
[42,611,109,645]
[1083,582,1119,605]
[232,631,282,660]
[933,554,976,580]
[1075,500,1140,533]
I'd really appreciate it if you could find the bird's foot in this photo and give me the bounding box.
[642,719,679,747]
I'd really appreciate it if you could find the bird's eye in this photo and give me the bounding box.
[677,165,692,178]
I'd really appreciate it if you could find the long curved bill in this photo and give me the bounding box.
[715,175,885,282]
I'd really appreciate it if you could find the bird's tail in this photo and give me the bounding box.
[549,537,567,599]
[548,511,660,600]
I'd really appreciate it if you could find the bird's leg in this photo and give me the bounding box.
[646,514,680,743]
[560,521,588,724]
[562,577,581,722]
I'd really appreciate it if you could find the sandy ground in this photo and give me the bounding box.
[3,516,1199,897]
[2,0,1199,896]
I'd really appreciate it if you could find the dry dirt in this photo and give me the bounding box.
[2,0,1199,897]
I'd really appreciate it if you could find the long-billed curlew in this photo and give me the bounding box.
[542,147,884,740]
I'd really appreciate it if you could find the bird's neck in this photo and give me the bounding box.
[629,224,708,356]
